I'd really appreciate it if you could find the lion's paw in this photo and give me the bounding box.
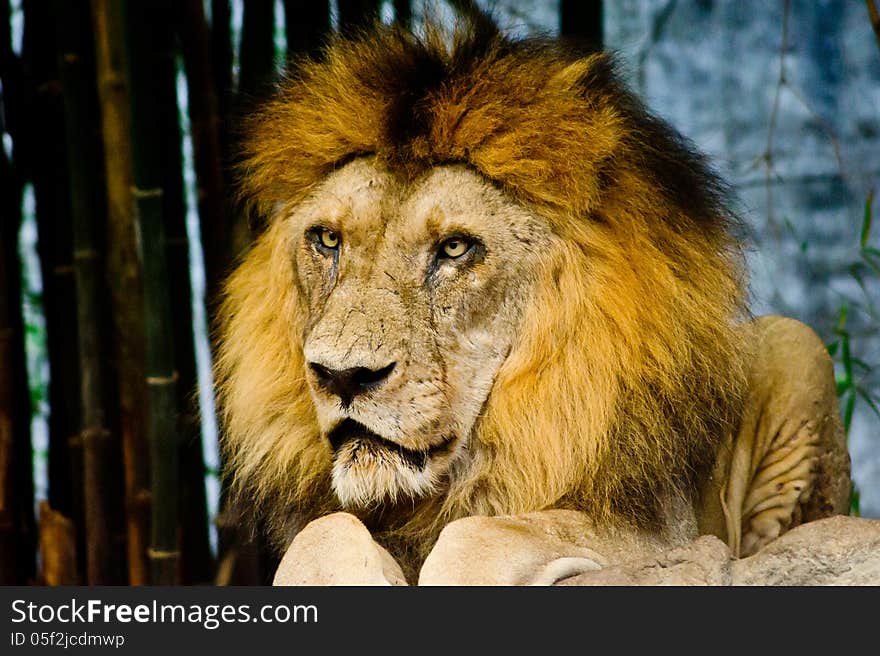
[419,515,605,586]
[273,512,408,586]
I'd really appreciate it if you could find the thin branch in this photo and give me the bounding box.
[785,81,846,177]
[756,1,850,234]
[759,0,790,234]
[636,0,678,94]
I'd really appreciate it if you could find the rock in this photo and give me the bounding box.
[557,536,732,586]
[731,516,880,585]
[558,516,880,586]
[273,512,407,586]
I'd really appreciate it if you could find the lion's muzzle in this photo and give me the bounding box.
[327,418,458,507]
[328,419,433,470]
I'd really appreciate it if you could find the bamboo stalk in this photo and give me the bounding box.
[215,0,287,585]
[205,0,242,585]
[38,501,78,585]
[0,0,22,586]
[560,0,603,50]
[0,272,18,581]
[283,0,330,59]
[0,77,35,585]
[232,0,276,256]
[21,0,85,582]
[213,501,276,585]
[122,0,181,585]
[177,0,231,307]
[393,0,411,29]
[53,0,122,585]
[155,11,213,584]
[228,1,278,270]
[90,0,151,586]
[337,0,380,36]
[210,0,233,154]
[239,0,276,98]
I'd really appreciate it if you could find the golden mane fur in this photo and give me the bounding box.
[216,16,750,565]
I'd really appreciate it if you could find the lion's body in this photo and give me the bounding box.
[217,16,851,584]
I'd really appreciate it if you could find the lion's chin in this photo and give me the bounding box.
[327,419,453,507]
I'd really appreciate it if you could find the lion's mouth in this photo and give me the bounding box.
[327,419,453,470]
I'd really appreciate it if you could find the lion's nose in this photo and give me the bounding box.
[308,361,396,407]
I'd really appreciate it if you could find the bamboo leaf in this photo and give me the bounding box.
[842,390,856,434]
[851,357,872,372]
[848,261,868,284]
[860,252,880,277]
[855,387,880,421]
[835,303,849,333]
[860,190,874,249]
[842,334,853,381]
[841,336,853,384]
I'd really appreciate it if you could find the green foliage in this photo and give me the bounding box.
[832,192,880,432]
[19,236,47,413]
[826,191,879,516]
[850,483,860,516]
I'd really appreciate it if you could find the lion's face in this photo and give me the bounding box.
[220,22,749,546]
[290,159,553,507]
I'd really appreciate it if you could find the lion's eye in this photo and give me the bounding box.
[319,229,340,249]
[440,237,470,259]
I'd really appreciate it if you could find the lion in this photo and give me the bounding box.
[215,14,852,585]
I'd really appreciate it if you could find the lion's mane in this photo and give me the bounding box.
[216,16,749,560]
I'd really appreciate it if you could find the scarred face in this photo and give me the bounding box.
[289,158,554,507]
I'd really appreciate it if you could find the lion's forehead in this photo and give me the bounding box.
[295,158,549,248]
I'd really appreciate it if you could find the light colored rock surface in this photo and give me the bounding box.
[557,536,732,586]
[273,514,879,585]
[273,512,407,586]
[559,516,880,586]
[731,516,880,585]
